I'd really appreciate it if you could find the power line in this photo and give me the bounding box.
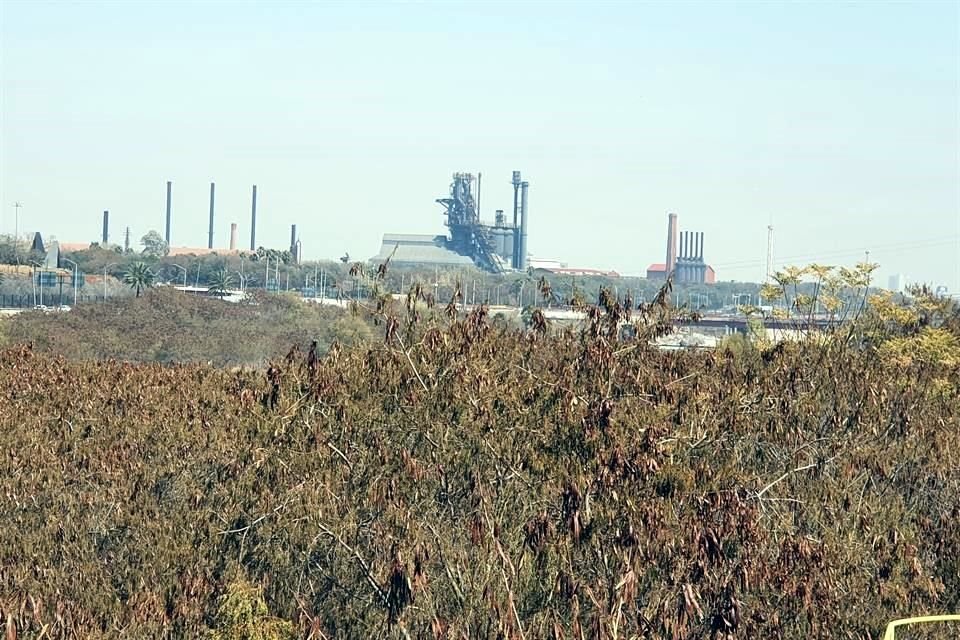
[711,234,960,270]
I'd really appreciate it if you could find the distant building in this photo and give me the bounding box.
[646,262,716,284]
[888,274,908,293]
[370,234,476,268]
[527,258,567,271]
[543,267,621,278]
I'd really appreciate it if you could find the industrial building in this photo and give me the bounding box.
[371,171,530,273]
[646,213,716,284]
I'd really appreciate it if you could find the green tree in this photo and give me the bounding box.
[141,230,169,258]
[124,262,155,297]
[207,269,235,297]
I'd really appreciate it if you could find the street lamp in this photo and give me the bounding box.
[62,257,79,307]
[171,263,187,289]
[104,262,118,301]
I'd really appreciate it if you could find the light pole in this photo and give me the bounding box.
[195,262,201,287]
[62,257,79,307]
[104,262,118,301]
[236,271,246,294]
[264,257,270,291]
[171,263,187,289]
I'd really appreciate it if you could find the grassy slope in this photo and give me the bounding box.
[1,297,958,639]
[0,288,373,366]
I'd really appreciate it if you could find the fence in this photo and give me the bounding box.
[0,294,106,309]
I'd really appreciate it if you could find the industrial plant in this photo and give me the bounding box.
[155,180,301,262]
[372,171,530,273]
[83,171,717,283]
[646,213,715,283]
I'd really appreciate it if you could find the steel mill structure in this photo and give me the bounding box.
[372,170,530,273]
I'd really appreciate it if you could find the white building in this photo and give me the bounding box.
[888,274,908,293]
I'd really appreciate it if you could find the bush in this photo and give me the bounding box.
[0,272,957,638]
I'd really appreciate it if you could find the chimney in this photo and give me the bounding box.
[511,171,521,269]
[230,223,238,251]
[290,224,298,264]
[665,213,678,275]
[102,210,109,244]
[207,182,215,249]
[519,181,529,271]
[164,181,172,245]
[250,185,257,251]
[698,232,704,259]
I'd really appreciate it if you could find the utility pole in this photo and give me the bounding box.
[13,202,22,257]
[766,224,774,282]
[124,226,131,253]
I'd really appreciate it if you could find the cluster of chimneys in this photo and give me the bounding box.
[664,212,708,284]
[98,182,300,261]
[162,181,261,252]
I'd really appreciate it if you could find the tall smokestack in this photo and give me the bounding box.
[230,223,238,251]
[290,224,298,264]
[102,210,109,244]
[250,185,257,251]
[511,171,521,269]
[208,182,215,249]
[665,213,678,275]
[699,232,704,259]
[519,181,529,271]
[164,181,172,245]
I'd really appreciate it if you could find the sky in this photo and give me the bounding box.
[1,1,958,289]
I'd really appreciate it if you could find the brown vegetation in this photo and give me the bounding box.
[0,272,958,639]
[0,288,373,366]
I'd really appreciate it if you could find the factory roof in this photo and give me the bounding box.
[372,234,476,267]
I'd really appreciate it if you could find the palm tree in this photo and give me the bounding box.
[207,269,234,297]
[123,262,154,297]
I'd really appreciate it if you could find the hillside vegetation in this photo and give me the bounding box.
[0,288,373,365]
[1,272,958,639]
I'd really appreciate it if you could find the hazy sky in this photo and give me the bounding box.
[2,1,958,288]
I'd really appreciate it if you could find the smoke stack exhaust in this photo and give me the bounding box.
[102,210,109,244]
[208,182,215,249]
[164,181,172,245]
[250,185,257,251]
[230,223,238,251]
